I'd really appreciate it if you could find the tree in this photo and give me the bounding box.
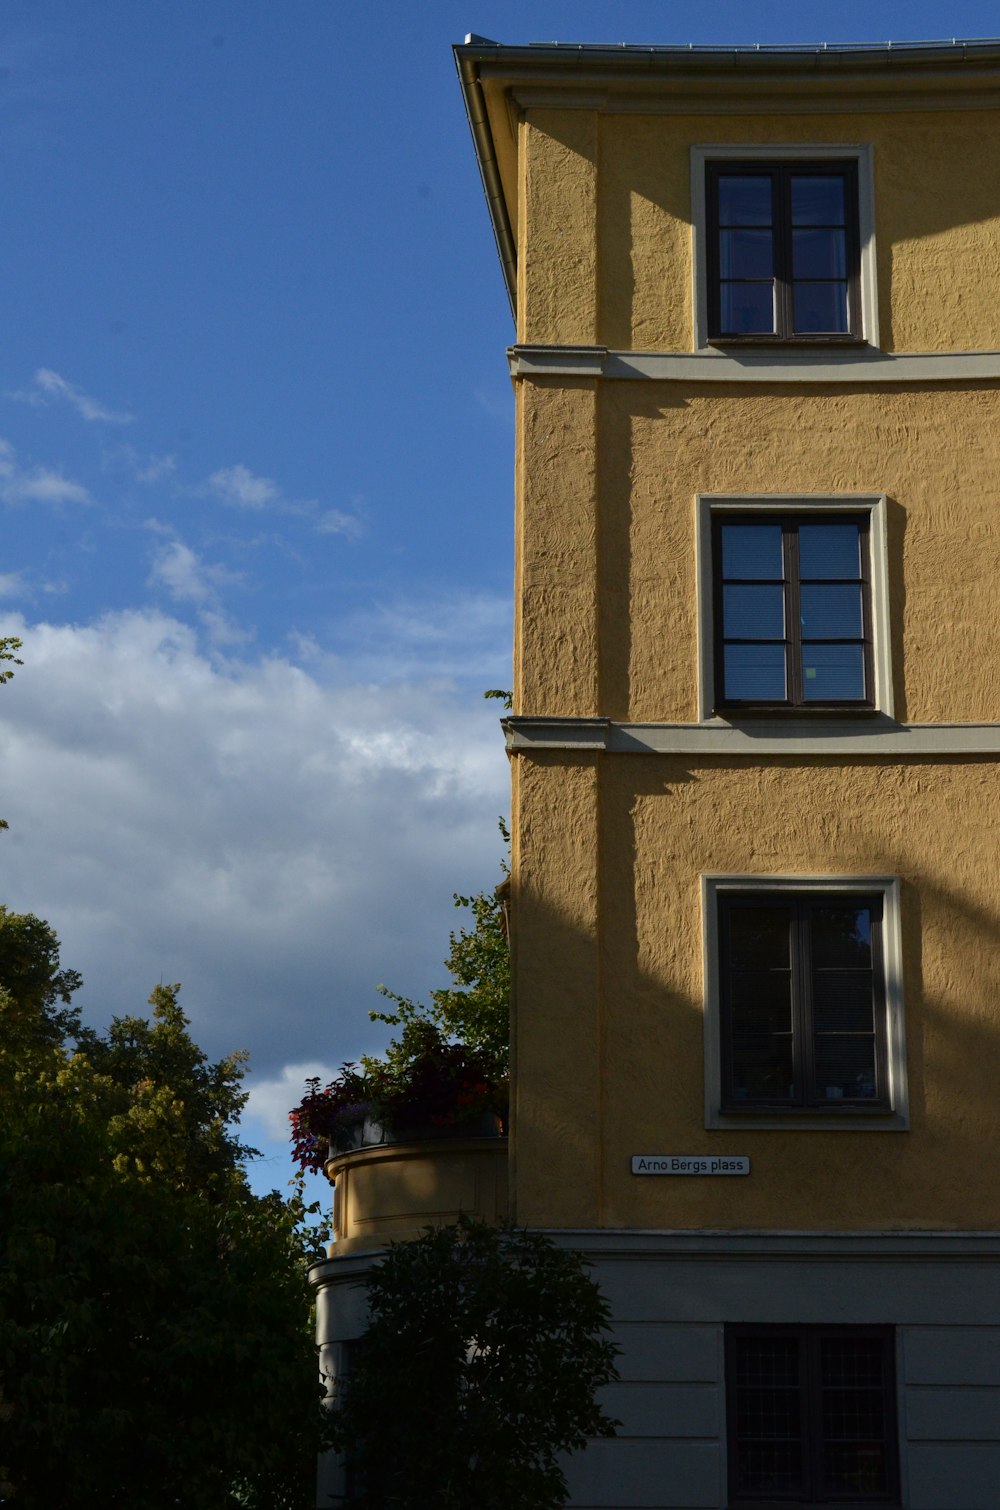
[331,1216,619,1510]
[371,820,510,1085]
[0,915,331,1510]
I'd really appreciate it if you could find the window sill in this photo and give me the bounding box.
[706,335,871,350]
[709,1107,908,1132]
[711,705,882,720]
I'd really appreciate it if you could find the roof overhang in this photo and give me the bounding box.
[453,35,1000,318]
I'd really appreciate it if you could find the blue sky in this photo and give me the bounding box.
[2,0,996,1198]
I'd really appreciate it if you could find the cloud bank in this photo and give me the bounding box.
[0,609,509,1087]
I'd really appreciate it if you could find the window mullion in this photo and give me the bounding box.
[790,903,808,1107]
[775,167,792,337]
[797,899,815,1105]
[803,1333,823,1503]
[785,524,802,706]
[859,514,875,706]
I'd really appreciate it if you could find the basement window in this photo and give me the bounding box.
[726,1326,899,1506]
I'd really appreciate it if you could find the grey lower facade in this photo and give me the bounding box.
[311,1230,1000,1510]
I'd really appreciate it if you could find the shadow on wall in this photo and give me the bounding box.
[511,747,1000,1233]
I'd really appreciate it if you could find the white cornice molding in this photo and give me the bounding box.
[508,344,1000,384]
[504,716,1000,757]
[535,1228,1000,1261]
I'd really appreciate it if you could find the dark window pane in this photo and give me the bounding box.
[731,1037,795,1102]
[720,281,775,334]
[721,523,784,579]
[725,644,787,701]
[801,644,865,701]
[814,1036,878,1100]
[729,906,791,970]
[812,906,873,969]
[798,522,861,579]
[800,583,863,639]
[792,227,847,279]
[735,1338,800,1388]
[824,1441,888,1495]
[732,974,792,1034]
[813,972,875,1035]
[738,1441,804,1494]
[718,175,773,226]
[791,174,846,225]
[793,280,850,333]
[737,1385,802,1438]
[720,229,774,278]
[822,1336,887,1389]
[724,583,785,639]
[821,1337,890,1494]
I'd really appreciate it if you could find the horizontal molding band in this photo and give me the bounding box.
[508,344,1000,384]
[504,716,1000,757]
[537,1229,1000,1262]
[508,82,1000,117]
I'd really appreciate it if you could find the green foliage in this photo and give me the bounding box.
[0,637,22,833]
[0,906,85,1052]
[371,837,510,1084]
[332,1216,619,1510]
[0,920,332,1509]
[0,634,22,683]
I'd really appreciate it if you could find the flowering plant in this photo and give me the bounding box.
[289,1062,373,1173]
[367,1021,506,1136]
[289,1027,508,1175]
[289,855,510,1175]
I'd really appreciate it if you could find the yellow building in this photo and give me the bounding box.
[460,34,1000,1510]
[311,36,1000,1509]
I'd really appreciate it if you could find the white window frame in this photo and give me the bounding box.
[695,493,894,723]
[702,874,908,1131]
[690,144,879,352]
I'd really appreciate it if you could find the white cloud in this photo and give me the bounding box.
[0,609,509,1089]
[0,436,90,506]
[316,507,364,540]
[208,463,282,510]
[135,453,177,484]
[0,572,26,598]
[26,368,133,424]
[244,1061,340,1142]
[148,538,242,605]
[336,590,512,684]
[103,444,177,484]
[206,463,364,539]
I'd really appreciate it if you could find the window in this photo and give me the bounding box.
[696,496,893,721]
[726,1326,899,1507]
[702,877,907,1131]
[690,146,878,350]
[707,161,860,341]
[720,892,887,1111]
[714,512,872,710]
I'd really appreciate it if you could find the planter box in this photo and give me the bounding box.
[324,1134,508,1256]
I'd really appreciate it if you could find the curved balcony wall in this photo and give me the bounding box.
[324,1133,509,1257]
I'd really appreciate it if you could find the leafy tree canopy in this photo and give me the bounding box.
[0,914,331,1509]
[371,818,510,1084]
[332,1215,619,1510]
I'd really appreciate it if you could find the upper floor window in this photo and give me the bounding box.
[691,146,878,350]
[719,891,889,1112]
[706,161,860,341]
[702,875,908,1132]
[713,512,872,710]
[696,494,894,722]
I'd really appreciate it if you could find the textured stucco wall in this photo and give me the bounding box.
[512,754,1000,1233]
[519,105,1000,352]
[515,379,1000,724]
